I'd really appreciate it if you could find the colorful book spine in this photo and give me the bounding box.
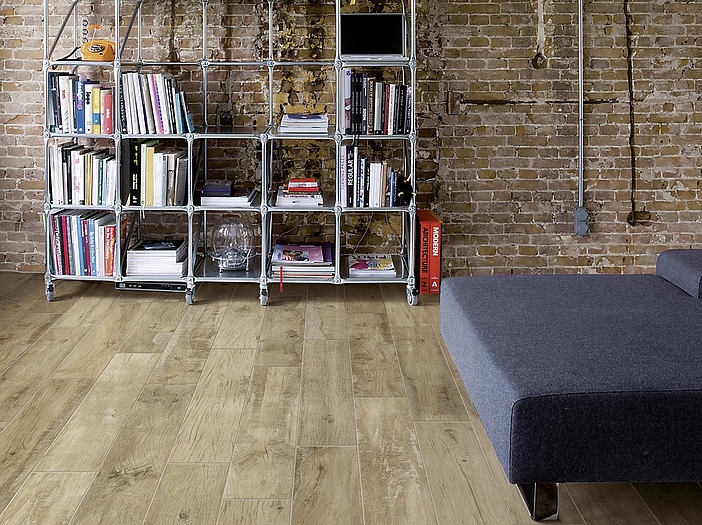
[92,85,101,134]
[101,88,113,134]
[417,210,442,294]
[105,222,116,276]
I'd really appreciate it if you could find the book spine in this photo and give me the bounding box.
[343,68,352,134]
[367,78,375,135]
[81,215,91,276]
[52,214,63,275]
[90,86,100,134]
[417,212,430,294]
[105,223,116,276]
[130,140,140,205]
[101,88,113,134]
[63,214,74,275]
[346,146,354,208]
[75,79,85,134]
[428,215,442,294]
[361,73,368,135]
[88,216,97,276]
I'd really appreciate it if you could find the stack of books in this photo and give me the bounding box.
[347,253,396,278]
[126,239,187,277]
[277,113,329,134]
[271,241,334,278]
[276,177,323,208]
[199,180,259,207]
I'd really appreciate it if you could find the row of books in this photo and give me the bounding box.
[275,177,324,208]
[48,73,114,135]
[50,211,125,277]
[125,140,189,207]
[343,69,412,135]
[340,145,402,208]
[120,72,195,135]
[49,141,120,206]
[126,239,187,278]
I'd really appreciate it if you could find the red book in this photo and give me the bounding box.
[105,223,116,277]
[417,215,430,294]
[417,210,442,294]
[101,88,113,135]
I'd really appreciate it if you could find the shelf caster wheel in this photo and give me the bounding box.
[260,293,268,306]
[407,289,418,306]
[46,284,55,302]
[186,289,195,305]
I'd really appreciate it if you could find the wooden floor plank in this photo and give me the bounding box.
[225,366,300,499]
[255,296,306,366]
[51,301,151,379]
[36,353,160,472]
[0,271,32,301]
[355,397,438,525]
[53,283,118,328]
[0,326,89,421]
[566,483,660,525]
[0,313,61,375]
[298,340,356,446]
[219,499,291,525]
[634,483,702,525]
[348,312,405,398]
[305,285,347,340]
[0,379,93,514]
[344,283,385,314]
[291,447,363,525]
[213,293,265,350]
[119,295,187,353]
[148,302,228,384]
[142,463,228,525]
[0,472,94,525]
[69,383,195,525]
[0,278,46,333]
[415,421,512,525]
[169,348,255,463]
[394,326,468,421]
[381,283,431,328]
[30,280,94,314]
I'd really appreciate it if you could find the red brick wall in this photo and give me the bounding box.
[1,0,701,274]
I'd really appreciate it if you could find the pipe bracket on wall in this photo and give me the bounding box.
[574,207,590,236]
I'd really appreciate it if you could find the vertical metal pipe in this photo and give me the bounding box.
[578,0,584,208]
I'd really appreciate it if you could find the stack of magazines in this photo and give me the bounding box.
[271,241,334,278]
[347,253,396,278]
[276,177,323,208]
[200,180,259,206]
[126,239,187,277]
[277,113,329,134]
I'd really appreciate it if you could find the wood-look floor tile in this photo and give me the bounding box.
[169,349,255,463]
[381,283,431,327]
[226,366,300,499]
[298,340,356,446]
[0,326,89,421]
[69,383,195,525]
[148,302,228,384]
[0,422,5,433]
[292,447,363,525]
[30,280,94,314]
[219,499,291,525]
[51,301,151,379]
[0,379,93,514]
[119,295,187,353]
[344,283,385,314]
[395,326,468,421]
[416,421,512,525]
[0,313,62,375]
[53,283,117,328]
[143,464,228,525]
[256,339,302,367]
[634,483,702,525]
[0,272,32,300]
[36,353,159,472]
[566,483,660,525]
[0,472,94,525]
[348,313,405,398]
[0,278,45,332]
[305,285,347,340]
[355,397,438,525]
[213,294,265,349]
[256,297,306,364]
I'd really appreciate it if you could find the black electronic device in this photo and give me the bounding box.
[340,13,406,58]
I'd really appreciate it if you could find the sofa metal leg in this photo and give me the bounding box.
[517,482,559,521]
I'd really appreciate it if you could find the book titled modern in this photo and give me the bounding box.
[416,210,442,294]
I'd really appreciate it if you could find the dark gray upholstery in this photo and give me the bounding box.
[656,249,702,298]
[440,268,702,485]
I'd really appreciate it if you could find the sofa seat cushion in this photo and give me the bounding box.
[440,273,702,484]
[656,249,702,298]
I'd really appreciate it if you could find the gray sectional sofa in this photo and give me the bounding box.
[440,249,702,520]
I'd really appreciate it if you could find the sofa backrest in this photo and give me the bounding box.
[656,249,702,298]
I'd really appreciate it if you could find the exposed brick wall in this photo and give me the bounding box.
[1,0,700,274]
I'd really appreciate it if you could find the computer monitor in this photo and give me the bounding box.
[340,13,406,58]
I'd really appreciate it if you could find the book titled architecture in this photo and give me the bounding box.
[417,209,442,294]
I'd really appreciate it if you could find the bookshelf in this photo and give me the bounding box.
[42,0,417,306]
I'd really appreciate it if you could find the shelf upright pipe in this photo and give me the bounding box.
[333,0,342,282]
[578,0,584,209]
[43,0,52,290]
[47,0,81,60]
